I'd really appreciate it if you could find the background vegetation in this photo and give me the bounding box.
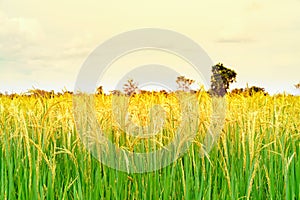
[0,64,299,199]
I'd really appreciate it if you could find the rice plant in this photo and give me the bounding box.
[0,91,299,199]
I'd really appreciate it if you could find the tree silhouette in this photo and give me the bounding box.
[96,86,103,95]
[27,89,55,98]
[231,85,267,96]
[176,76,195,92]
[246,86,267,96]
[210,63,237,97]
[123,79,139,96]
[231,88,244,95]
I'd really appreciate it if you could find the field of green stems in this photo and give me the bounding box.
[0,92,299,199]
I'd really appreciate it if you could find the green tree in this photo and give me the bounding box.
[210,63,237,97]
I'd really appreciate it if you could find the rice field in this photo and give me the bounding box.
[0,91,299,199]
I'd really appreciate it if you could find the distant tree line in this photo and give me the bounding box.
[0,89,73,99]
[231,86,268,96]
[2,63,297,99]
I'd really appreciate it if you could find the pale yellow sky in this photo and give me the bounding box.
[0,0,300,94]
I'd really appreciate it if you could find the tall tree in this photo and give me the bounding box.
[210,63,237,97]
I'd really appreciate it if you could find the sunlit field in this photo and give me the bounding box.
[0,91,299,199]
